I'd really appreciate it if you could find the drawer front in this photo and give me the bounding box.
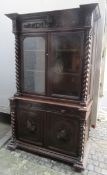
[46,112,80,156]
[17,100,44,110]
[16,109,44,146]
[17,100,78,115]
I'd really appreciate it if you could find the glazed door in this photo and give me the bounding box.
[48,32,83,99]
[22,35,47,95]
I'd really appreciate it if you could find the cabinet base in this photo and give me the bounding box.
[73,140,90,171]
[8,139,90,171]
[7,139,17,151]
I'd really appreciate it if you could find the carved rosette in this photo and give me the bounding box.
[81,29,92,103]
[78,119,86,162]
[15,34,21,95]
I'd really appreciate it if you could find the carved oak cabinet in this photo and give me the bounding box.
[6,3,100,170]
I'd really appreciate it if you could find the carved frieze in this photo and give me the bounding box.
[22,15,55,30]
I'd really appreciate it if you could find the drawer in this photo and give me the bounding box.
[16,109,44,146]
[17,100,78,115]
[46,112,80,156]
[17,100,44,110]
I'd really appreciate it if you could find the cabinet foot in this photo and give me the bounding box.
[73,162,84,172]
[7,140,17,151]
[73,141,90,171]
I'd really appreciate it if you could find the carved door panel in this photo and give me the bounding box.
[46,112,80,156]
[16,109,44,146]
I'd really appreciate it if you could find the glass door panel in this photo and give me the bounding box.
[49,32,83,98]
[23,36,46,94]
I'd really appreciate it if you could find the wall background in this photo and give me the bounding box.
[0,0,106,113]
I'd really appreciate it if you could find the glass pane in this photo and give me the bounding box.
[23,37,45,94]
[50,32,82,98]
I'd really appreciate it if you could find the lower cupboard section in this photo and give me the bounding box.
[9,99,91,170]
[16,109,80,156]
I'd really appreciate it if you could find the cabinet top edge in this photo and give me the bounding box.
[5,3,100,20]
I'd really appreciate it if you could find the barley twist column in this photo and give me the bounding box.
[81,30,92,103]
[15,34,21,96]
[7,99,17,150]
[78,119,86,162]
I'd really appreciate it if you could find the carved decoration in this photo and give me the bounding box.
[78,119,86,162]
[5,13,19,33]
[15,34,21,96]
[81,29,92,103]
[23,15,54,29]
[17,110,43,145]
[56,128,70,142]
[27,120,37,133]
[7,99,17,150]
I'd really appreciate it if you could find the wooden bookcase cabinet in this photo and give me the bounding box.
[6,3,100,170]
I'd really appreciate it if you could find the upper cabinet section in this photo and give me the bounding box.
[6,4,100,103]
[6,3,100,34]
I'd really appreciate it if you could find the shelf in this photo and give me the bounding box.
[24,50,45,52]
[55,49,80,52]
[25,70,45,73]
[53,71,80,76]
[52,93,79,99]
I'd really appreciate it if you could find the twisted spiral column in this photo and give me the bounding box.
[10,99,16,144]
[11,112,16,143]
[15,34,21,95]
[78,119,86,162]
[81,30,92,103]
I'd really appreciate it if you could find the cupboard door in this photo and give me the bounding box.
[16,109,44,146]
[46,112,80,156]
[48,32,83,99]
[22,35,46,95]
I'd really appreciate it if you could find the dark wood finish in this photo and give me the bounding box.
[46,112,80,156]
[6,3,100,171]
[16,109,44,146]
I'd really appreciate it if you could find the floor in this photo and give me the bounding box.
[0,97,107,175]
[0,114,11,147]
[0,117,10,139]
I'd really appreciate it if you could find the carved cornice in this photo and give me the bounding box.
[5,13,19,20]
[5,13,20,33]
[80,3,100,21]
